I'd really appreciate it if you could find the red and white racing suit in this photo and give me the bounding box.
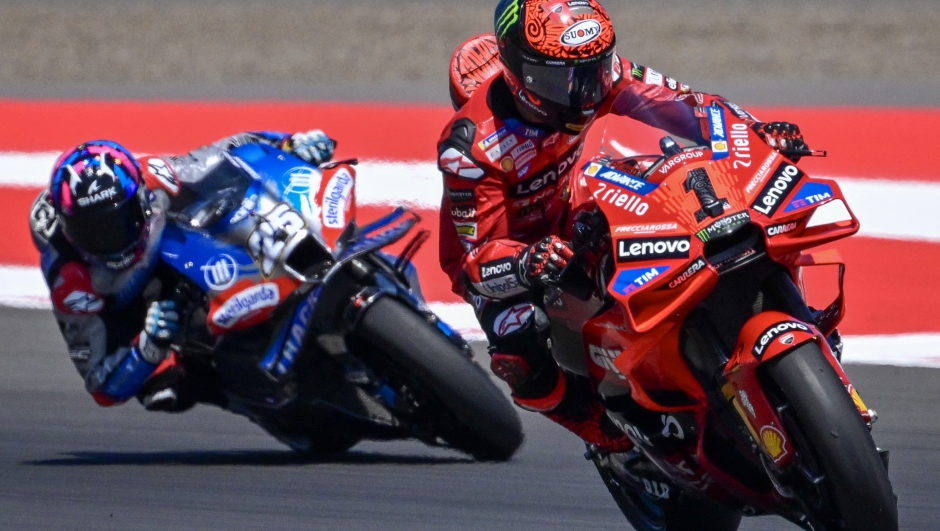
[437,61,759,450]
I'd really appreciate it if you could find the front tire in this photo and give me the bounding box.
[354,297,524,461]
[762,342,898,530]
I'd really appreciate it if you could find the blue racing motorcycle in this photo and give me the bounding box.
[158,143,523,460]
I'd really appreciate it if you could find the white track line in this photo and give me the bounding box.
[2,265,937,367]
[3,153,938,241]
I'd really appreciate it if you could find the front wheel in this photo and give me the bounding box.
[354,296,524,461]
[761,342,898,530]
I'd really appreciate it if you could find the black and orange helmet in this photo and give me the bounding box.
[494,0,617,134]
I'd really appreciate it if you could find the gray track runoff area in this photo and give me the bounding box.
[0,305,938,530]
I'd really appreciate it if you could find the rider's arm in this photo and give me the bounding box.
[438,133,529,301]
[30,192,166,406]
[610,60,759,143]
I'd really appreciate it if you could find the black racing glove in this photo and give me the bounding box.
[753,122,808,162]
[519,236,574,288]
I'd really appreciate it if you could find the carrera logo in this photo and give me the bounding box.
[751,164,803,217]
[212,283,280,329]
[560,19,602,46]
[480,258,514,280]
[667,257,706,289]
[616,237,691,263]
[752,321,811,358]
[767,221,798,237]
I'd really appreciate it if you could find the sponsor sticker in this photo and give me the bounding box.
[476,274,525,298]
[480,258,514,281]
[766,221,798,237]
[707,106,729,160]
[585,163,659,195]
[500,157,514,171]
[493,303,535,336]
[511,140,535,160]
[447,188,475,204]
[656,150,706,176]
[229,193,258,225]
[611,266,669,295]
[784,182,834,213]
[146,157,180,195]
[588,345,626,379]
[485,135,519,162]
[613,222,678,234]
[644,68,664,86]
[760,425,788,462]
[211,283,280,329]
[616,236,691,262]
[440,147,485,180]
[450,205,477,219]
[750,163,804,217]
[745,152,781,194]
[63,290,104,313]
[696,211,750,242]
[752,321,811,358]
[560,19,602,46]
[666,257,707,289]
[454,221,477,238]
[322,169,354,228]
[201,254,239,291]
[478,127,512,150]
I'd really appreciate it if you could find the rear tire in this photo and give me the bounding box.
[762,342,898,530]
[355,297,524,461]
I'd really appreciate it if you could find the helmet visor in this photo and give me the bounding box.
[60,200,146,257]
[521,55,615,108]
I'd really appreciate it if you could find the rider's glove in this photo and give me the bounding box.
[753,122,808,162]
[285,129,335,166]
[138,300,180,364]
[519,236,574,288]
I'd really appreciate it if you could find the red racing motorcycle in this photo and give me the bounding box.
[545,105,897,530]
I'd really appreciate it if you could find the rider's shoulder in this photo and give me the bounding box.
[138,155,181,197]
[49,261,106,316]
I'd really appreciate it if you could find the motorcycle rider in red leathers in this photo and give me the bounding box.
[438,0,809,451]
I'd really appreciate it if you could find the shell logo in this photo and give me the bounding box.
[848,384,868,413]
[760,425,788,462]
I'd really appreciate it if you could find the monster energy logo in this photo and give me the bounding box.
[496,0,521,38]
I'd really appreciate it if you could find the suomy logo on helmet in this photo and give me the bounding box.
[560,19,601,46]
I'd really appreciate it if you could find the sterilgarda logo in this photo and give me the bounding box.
[211,283,280,329]
[708,106,729,160]
[560,19,602,46]
[322,170,354,229]
[496,0,521,39]
[611,266,669,295]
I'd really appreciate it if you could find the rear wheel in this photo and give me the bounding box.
[354,296,524,461]
[761,342,898,530]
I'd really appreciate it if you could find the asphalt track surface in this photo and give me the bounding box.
[1,305,938,531]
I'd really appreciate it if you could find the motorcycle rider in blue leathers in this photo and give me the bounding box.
[29,131,336,413]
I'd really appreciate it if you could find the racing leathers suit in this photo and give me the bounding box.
[29,131,331,412]
[437,62,760,450]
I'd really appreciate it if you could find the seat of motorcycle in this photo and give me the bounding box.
[449,33,502,111]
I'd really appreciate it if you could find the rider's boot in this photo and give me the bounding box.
[492,352,634,453]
